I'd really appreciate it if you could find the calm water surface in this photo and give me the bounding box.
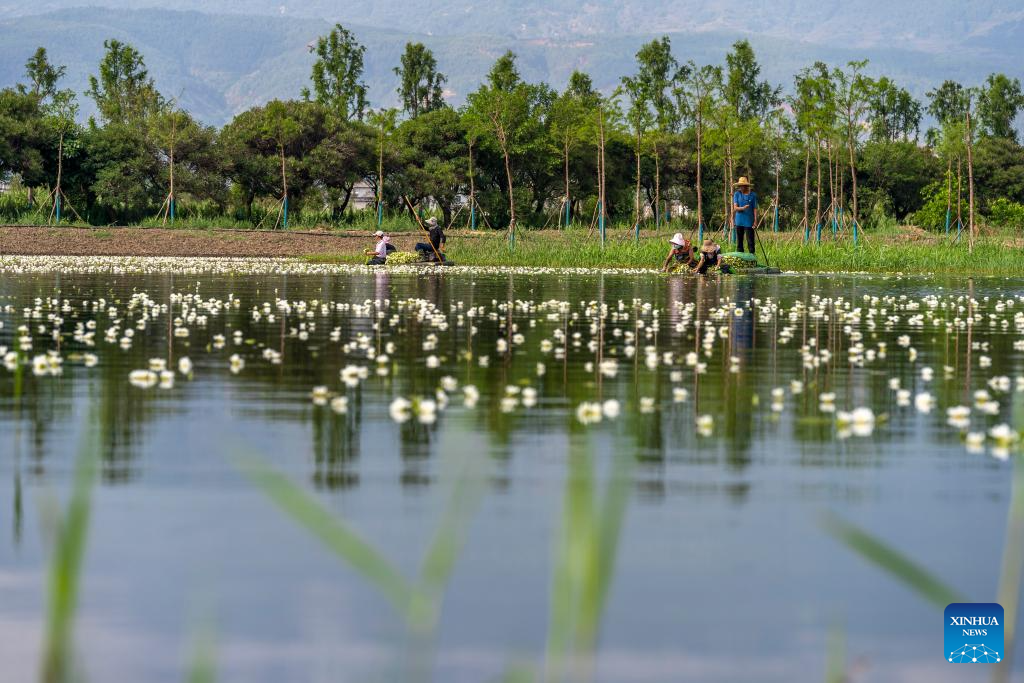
[1,266,1022,682]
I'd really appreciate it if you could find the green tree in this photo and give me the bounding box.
[926,80,970,144]
[724,40,781,123]
[23,47,66,102]
[550,71,598,225]
[463,52,534,229]
[367,108,400,216]
[868,77,921,142]
[833,60,874,225]
[977,73,1024,142]
[394,108,468,225]
[394,42,447,118]
[677,63,722,229]
[303,24,368,122]
[85,39,162,126]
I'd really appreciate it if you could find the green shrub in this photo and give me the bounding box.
[987,198,1024,228]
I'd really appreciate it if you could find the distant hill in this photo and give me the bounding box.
[0,8,1017,125]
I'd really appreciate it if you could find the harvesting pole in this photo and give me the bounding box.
[468,138,477,231]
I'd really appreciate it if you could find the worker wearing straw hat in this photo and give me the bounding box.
[733,176,758,254]
[661,232,696,273]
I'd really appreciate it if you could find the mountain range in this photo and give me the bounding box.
[0,5,1020,125]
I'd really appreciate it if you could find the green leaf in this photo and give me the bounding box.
[822,512,965,609]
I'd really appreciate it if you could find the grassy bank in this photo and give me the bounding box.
[320,226,1024,276]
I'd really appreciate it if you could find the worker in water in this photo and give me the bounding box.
[365,230,389,265]
[661,232,696,273]
[694,237,722,275]
[415,217,447,262]
[733,176,758,254]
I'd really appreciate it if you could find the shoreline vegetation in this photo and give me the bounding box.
[3,223,1024,276]
[3,29,1024,262]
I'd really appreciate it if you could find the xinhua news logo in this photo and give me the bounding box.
[945,603,1004,663]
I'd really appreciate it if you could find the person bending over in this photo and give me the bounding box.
[365,231,389,265]
[415,217,447,262]
[662,232,696,273]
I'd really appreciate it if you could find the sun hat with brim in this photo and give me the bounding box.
[669,232,686,246]
[373,230,384,237]
[426,217,438,227]
[734,176,753,188]
[701,238,717,252]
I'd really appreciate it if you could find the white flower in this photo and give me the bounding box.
[914,392,934,414]
[696,414,714,437]
[416,399,438,424]
[639,397,656,413]
[440,376,458,392]
[500,396,518,413]
[83,353,98,368]
[837,407,875,437]
[946,406,971,430]
[601,399,620,419]
[426,355,439,368]
[521,387,538,408]
[389,397,412,423]
[463,385,480,408]
[790,380,804,394]
[159,370,175,389]
[340,365,363,387]
[330,396,348,414]
[129,369,157,389]
[229,354,245,374]
[149,358,167,372]
[178,357,193,375]
[920,367,933,382]
[673,387,689,403]
[896,389,911,407]
[888,377,901,390]
[965,431,985,454]
[311,386,330,405]
[770,387,785,400]
[989,424,1020,448]
[576,402,603,425]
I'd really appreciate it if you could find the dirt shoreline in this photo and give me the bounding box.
[0,225,410,258]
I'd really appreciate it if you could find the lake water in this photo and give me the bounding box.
[1,258,1022,682]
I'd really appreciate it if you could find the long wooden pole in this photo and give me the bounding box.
[403,195,444,264]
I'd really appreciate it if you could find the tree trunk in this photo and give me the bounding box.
[654,144,661,228]
[696,113,703,231]
[847,127,859,225]
[815,138,823,228]
[966,109,976,253]
[564,138,570,227]
[803,143,810,233]
[468,140,476,224]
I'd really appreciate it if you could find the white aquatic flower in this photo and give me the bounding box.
[601,399,620,419]
[536,362,546,376]
[416,399,438,424]
[330,396,348,414]
[522,387,538,408]
[159,370,175,389]
[888,377,901,390]
[669,370,683,383]
[496,338,508,353]
[440,376,458,392]
[83,353,98,368]
[129,369,158,389]
[639,397,655,414]
[500,396,519,413]
[839,407,875,437]
[946,406,971,430]
[540,339,553,353]
[920,367,933,382]
[576,402,603,425]
[599,359,618,377]
[229,354,244,374]
[463,385,480,408]
[174,327,189,338]
[149,358,167,371]
[426,355,439,368]
[965,431,986,454]
[989,424,1019,448]
[389,397,412,423]
[979,355,992,368]
[914,392,934,414]
[178,357,193,375]
[696,414,714,437]
[310,386,330,405]
[790,380,804,395]
[896,389,911,407]
[673,387,689,403]
[340,365,363,387]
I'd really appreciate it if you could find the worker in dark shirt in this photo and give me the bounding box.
[415,217,447,262]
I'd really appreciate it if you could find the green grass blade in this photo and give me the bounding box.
[237,457,414,621]
[41,440,98,683]
[822,512,965,609]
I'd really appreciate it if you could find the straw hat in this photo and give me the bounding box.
[734,176,752,188]
[426,217,438,227]
[701,238,716,252]
[373,230,384,237]
[669,232,686,246]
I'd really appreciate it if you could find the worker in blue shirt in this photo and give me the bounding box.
[733,176,757,254]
